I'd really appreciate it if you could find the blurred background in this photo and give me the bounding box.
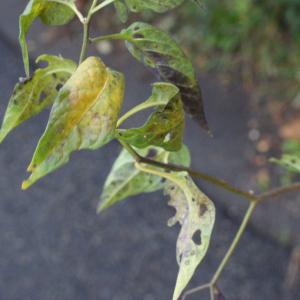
[0,1,299,299]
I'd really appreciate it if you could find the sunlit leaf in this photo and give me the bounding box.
[111,22,210,131]
[124,0,185,13]
[114,0,128,23]
[271,154,300,173]
[117,82,184,151]
[99,145,191,212]
[22,57,125,189]
[0,55,76,143]
[19,0,75,76]
[164,172,215,300]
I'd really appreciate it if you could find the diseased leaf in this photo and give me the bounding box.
[271,154,300,173]
[117,82,184,151]
[164,173,215,300]
[19,0,75,76]
[99,145,191,212]
[113,22,210,131]
[114,0,128,23]
[0,55,76,143]
[22,57,125,189]
[124,0,185,13]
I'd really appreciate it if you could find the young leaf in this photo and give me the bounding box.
[99,145,191,212]
[117,83,185,151]
[22,57,125,189]
[108,22,210,131]
[0,55,76,143]
[165,173,215,300]
[114,0,128,23]
[124,0,185,13]
[19,0,75,76]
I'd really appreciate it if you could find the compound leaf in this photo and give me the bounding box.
[99,145,191,212]
[124,0,185,13]
[0,55,76,143]
[165,173,215,300]
[117,82,184,151]
[19,0,75,76]
[113,22,209,131]
[22,56,125,189]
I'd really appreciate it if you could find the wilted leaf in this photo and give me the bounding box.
[99,145,191,212]
[271,155,300,173]
[117,82,184,151]
[109,22,209,131]
[114,0,128,23]
[164,173,215,300]
[22,57,125,189]
[124,0,185,12]
[19,0,75,76]
[0,55,76,143]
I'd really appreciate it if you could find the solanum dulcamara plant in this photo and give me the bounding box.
[1,1,299,299]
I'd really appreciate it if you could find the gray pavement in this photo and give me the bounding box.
[0,2,299,300]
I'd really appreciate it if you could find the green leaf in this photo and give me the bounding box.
[0,54,76,143]
[271,154,300,173]
[125,0,185,12]
[19,0,75,76]
[99,145,191,212]
[164,173,215,300]
[113,22,210,131]
[117,82,185,151]
[114,0,128,23]
[22,57,125,189]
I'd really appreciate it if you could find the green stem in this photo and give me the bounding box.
[90,33,130,44]
[210,201,257,285]
[79,20,90,64]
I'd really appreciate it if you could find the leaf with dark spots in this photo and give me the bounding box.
[271,155,300,174]
[117,82,184,151]
[99,145,191,212]
[22,57,125,189]
[0,55,76,143]
[115,22,210,131]
[164,173,215,300]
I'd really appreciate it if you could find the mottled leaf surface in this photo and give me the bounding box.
[99,145,191,212]
[117,22,209,131]
[22,57,125,189]
[125,0,184,12]
[114,0,128,23]
[0,55,76,143]
[118,82,184,151]
[165,173,215,300]
[271,155,300,173]
[19,0,75,76]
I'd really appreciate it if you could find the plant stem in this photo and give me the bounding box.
[210,201,257,285]
[79,20,90,64]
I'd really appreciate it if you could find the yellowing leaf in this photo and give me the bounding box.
[165,173,215,300]
[22,56,125,189]
[117,82,185,151]
[99,145,191,212]
[0,55,76,143]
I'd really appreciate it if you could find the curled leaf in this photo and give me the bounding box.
[0,55,76,143]
[22,57,125,189]
[99,145,191,212]
[110,22,210,131]
[165,173,215,300]
[117,82,184,151]
[19,0,75,76]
